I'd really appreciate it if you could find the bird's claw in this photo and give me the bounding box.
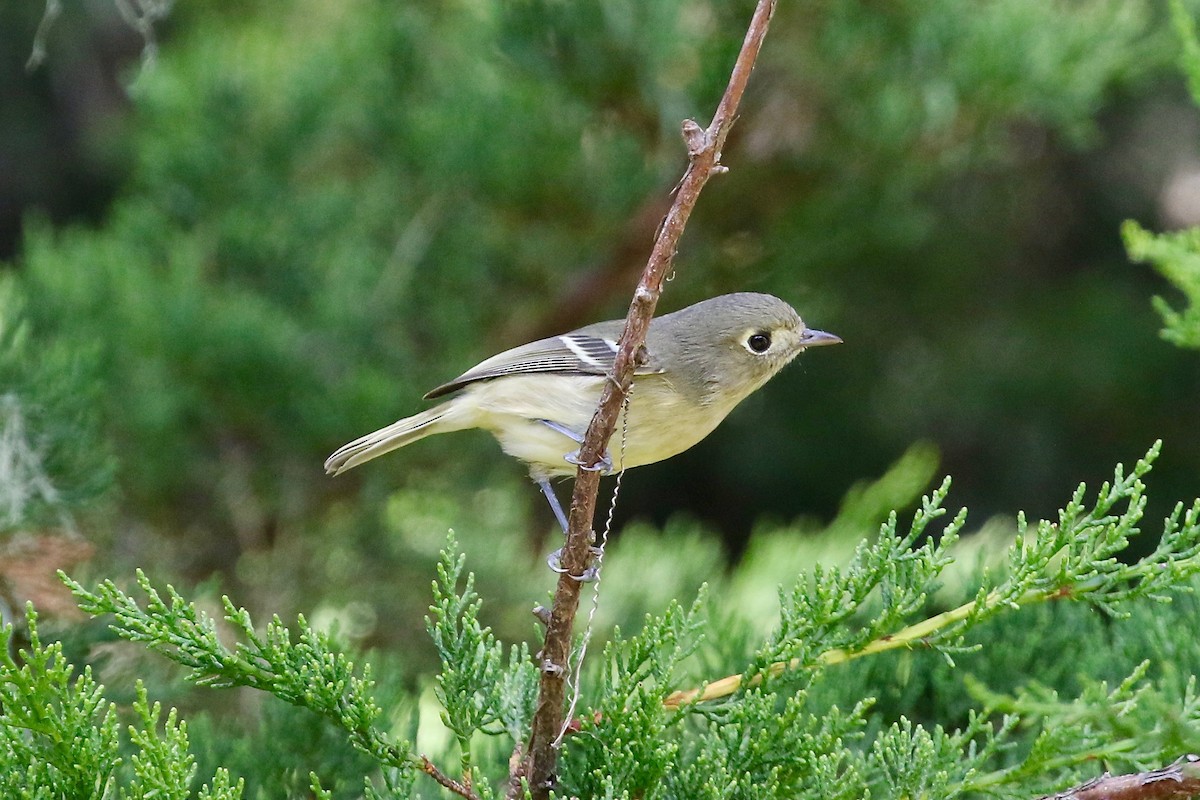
[536,418,615,474]
[546,546,603,582]
[565,448,613,474]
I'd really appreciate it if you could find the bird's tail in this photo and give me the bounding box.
[324,401,466,476]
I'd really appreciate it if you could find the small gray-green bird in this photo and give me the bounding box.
[324,292,841,529]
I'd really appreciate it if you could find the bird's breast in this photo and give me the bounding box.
[458,373,734,478]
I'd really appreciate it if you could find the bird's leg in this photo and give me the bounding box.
[535,472,600,582]
[536,476,570,534]
[536,419,614,474]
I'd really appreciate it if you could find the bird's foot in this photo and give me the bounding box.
[536,419,614,474]
[565,448,613,474]
[546,545,603,582]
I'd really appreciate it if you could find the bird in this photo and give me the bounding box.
[324,292,841,530]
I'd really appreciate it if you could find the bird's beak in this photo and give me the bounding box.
[799,328,843,349]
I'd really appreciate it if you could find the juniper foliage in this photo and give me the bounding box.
[0,280,110,535]
[1123,0,1200,351]
[0,609,242,799]
[2,445,1191,797]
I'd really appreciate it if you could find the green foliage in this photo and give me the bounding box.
[427,532,538,766]
[9,1,1200,797]
[8,0,1192,589]
[64,571,416,777]
[563,596,706,797]
[1122,1,1200,351]
[865,711,1015,800]
[674,690,867,800]
[1173,0,1200,108]
[57,538,537,797]
[0,608,120,797]
[23,446,1197,799]
[0,278,111,534]
[14,0,710,532]
[548,444,1200,800]
[751,478,966,677]
[966,663,1199,789]
[1125,220,1200,349]
[188,695,386,800]
[0,609,241,799]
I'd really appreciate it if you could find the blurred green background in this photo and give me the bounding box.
[3,0,1200,657]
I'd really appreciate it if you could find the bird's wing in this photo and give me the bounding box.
[423,331,664,399]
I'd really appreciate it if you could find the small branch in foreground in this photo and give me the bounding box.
[661,576,1130,709]
[420,755,480,800]
[1037,756,1200,800]
[662,588,1003,710]
[516,2,779,798]
[663,447,1200,711]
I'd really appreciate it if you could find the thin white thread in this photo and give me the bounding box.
[553,383,632,748]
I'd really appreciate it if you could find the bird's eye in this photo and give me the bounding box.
[747,332,772,353]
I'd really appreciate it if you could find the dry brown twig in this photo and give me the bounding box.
[1038,756,1200,800]
[420,755,481,800]
[513,2,780,798]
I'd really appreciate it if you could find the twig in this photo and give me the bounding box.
[420,755,481,800]
[662,587,1009,710]
[516,2,779,798]
[1036,756,1200,800]
[25,0,61,72]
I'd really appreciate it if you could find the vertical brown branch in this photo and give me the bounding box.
[516,2,779,797]
[419,755,482,800]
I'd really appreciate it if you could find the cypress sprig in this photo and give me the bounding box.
[64,571,415,772]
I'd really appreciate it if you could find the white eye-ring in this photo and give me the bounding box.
[745,331,772,354]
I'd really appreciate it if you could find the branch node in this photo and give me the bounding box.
[420,755,481,800]
[682,119,706,156]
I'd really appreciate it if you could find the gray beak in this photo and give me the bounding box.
[799,328,843,349]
